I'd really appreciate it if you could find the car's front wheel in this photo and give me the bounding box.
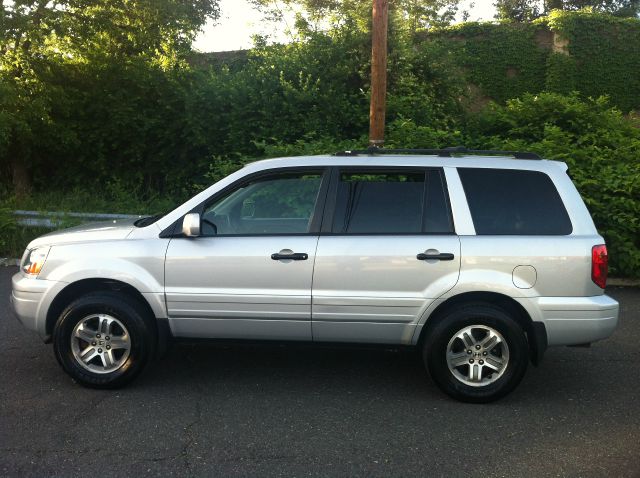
[423,303,529,403]
[53,292,155,388]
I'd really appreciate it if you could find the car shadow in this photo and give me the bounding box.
[141,341,444,399]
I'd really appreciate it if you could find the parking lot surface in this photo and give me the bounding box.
[1,266,639,477]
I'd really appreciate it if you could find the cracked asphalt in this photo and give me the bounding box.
[1,266,639,477]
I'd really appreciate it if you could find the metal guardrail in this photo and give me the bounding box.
[13,210,141,228]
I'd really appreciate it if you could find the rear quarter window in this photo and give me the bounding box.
[458,168,572,235]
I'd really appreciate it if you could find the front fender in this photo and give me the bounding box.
[34,240,169,332]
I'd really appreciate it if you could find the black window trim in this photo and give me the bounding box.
[320,166,457,237]
[160,166,332,238]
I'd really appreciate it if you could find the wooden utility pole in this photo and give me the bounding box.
[369,0,389,148]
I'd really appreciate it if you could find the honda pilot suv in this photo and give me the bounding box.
[10,148,619,402]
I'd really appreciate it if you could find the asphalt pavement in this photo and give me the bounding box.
[1,266,639,477]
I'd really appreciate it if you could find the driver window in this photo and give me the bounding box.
[201,171,323,236]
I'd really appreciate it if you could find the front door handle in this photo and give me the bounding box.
[417,252,455,261]
[271,252,309,261]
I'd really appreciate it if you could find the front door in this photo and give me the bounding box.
[164,169,328,340]
[311,167,461,344]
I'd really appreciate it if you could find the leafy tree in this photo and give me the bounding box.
[0,0,220,197]
[545,0,639,16]
[494,0,639,21]
[494,0,542,21]
[249,0,465,38]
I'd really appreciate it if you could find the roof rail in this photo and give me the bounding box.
[334,146,541,160]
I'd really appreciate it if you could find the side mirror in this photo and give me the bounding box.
[182,213,201,237]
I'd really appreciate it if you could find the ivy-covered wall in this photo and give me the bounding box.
[424,11,640,112]
[422,22,549,105]
[547,11,640,112]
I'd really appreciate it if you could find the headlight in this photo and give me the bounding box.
[22,247,50,276]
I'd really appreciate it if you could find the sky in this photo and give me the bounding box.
[193,0,498,52]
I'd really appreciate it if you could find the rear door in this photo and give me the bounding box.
[311,167,461,344]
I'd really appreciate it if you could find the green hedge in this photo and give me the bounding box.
[467,93,640,278]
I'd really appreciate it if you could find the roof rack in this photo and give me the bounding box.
[334,146,541,160]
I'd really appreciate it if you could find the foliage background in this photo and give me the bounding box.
[0,8,639,276]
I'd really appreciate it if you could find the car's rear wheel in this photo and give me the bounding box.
[423,303,529,403]
[53,292,155,388]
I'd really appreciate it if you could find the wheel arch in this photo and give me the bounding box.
[45,278,157,340]
[417,291,547,365]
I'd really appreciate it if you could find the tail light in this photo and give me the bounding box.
[591,245,608,289]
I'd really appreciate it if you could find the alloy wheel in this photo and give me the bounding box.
[70,314,131,374]
[446,325,510,387]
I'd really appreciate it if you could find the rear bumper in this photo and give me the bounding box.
[521,295,619,346]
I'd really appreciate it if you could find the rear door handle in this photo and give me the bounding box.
[271,252,309,261]
[417,252,455,261]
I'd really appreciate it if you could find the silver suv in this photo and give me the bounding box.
[10,149,619,402]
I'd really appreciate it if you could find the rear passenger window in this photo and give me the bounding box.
[331,169,453,234]
[458,168,572,235]
[424,170,453,234]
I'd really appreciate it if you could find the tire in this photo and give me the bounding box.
[423,303,529,403]
[53,291,156,389]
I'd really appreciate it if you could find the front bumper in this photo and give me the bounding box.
[523,295,619,346]
[11,272,62,339]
